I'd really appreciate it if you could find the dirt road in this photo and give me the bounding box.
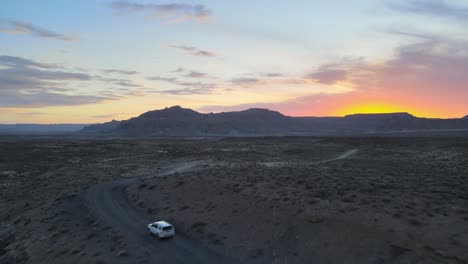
[262,148,359,167]
[319,148,359,163]
[84,165,233,263]
[83,150,360,263]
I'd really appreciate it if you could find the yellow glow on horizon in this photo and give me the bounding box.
[335,102,423,117]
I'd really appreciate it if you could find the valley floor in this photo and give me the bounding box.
[1,137,468,263]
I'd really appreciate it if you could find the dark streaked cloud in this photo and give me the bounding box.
[147,75,215,95]
[307,35,468,95]
[261,73,285,78]
[0,92,110,108]
[91,114,117,119]
[110,1,212,23]
[101,69,139,75]
[0,55,127,107]
[388,0,468,21]
[0,55,60,69]
[202,35,468,117]
[97,76,142,87]
[195,50,216,57]
[91,112,130,119]
[230,76,308,88]
[147,76,178,83]
[0,19,75,41]
[171,67,185,73]
[385,27,441,41]
[369,38,468,90]
[184,71,207,78]
[19,112,44,116]
[228,72,308,87]
[168,67,213,79]
[169,45,216,57]
[0,56,93,93]
[151,86,214,95]
[112,79,141,87]
[231,77,260,86]
[147,75,215,88]
[305,69,348,84]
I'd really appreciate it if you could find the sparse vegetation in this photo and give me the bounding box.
[1,137,467,263]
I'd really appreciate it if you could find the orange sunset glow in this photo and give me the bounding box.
[2,1,468,123]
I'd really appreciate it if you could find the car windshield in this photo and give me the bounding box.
[162,226,173,231]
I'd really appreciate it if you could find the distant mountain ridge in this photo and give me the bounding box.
[80,106,468,136]
[0,124,87,134]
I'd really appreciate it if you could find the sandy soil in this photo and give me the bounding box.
[1,137,468,263]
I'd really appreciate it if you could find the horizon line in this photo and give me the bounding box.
[0,106,467,125]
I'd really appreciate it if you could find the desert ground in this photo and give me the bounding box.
[1,136,468,263]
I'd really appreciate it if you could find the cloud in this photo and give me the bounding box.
[19,112,44,116]
[261,73,285,78]
[195,50,216,57]
[171,67,185,73]
[310,36,468,105]
[198,92,374,116]
[101,69,139,75]
[168,68,213,78]
[112,79,141,87]
[385,27,441,41]
[201,34,468,118]
[169,45,216,57]
[151,86,213,95]
[184,71,207,78]
[0,56,93,92]
[388,0,468,21]
[0,93,110,108]
[91,113,130,119]
[146,75,216,95]
[229,75,309,88]
[0,19,75,41]
[0,55,61,69]
[305,69,348,84]
[147,76,178,83]
[0,55,120,107]
[97,75,142,87]
[110,1,212,23]
[197,95,323,115]
[231,77,260,86]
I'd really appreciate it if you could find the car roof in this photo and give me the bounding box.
[154,221,172,227]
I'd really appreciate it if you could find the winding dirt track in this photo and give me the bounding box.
[84,150,359,263]
[85,170,231,263]
[262,148,359,167]
[319,149,359,163]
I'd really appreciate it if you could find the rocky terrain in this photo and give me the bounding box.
[81,106,468,136]
[3,107,468,136]
[1,136,468,263]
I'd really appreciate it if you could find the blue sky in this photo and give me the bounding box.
[1,0,468,123]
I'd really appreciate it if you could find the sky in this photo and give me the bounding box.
[1,0,468,123]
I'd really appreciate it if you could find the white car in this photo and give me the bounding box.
[148,221,175,239]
